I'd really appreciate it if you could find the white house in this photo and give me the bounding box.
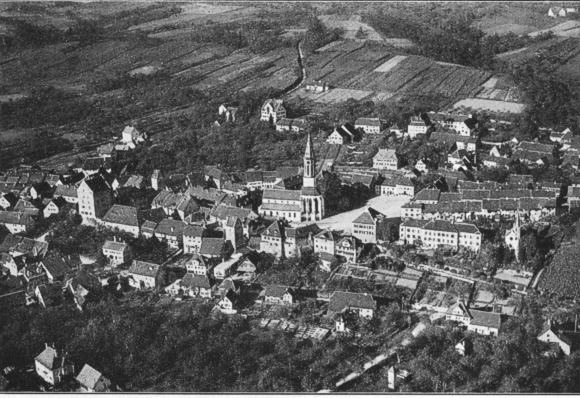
[260,99,286,123]
[373,148,398,170]
[355,117,382,134]
[407,117,429,138]
[264,285,295,305]
[35,344,75,386]
[127,260,161,290]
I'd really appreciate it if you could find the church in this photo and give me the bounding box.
[258,133,325,223]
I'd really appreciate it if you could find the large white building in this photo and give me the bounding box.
[77,175,113,223]
[399,219,481,252]
[373,148,398,170]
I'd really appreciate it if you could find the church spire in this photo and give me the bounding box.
[303,132,316,188]
[305,131,314,160]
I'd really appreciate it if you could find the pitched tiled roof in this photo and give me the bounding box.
[439,192,462,202]
[211,204,255,221]
[102,205,139,227]
[461,190,490,200]
[518,141,554,153]
[454,223,480,234]
[0,211,34,226]
[200,238,225,257]
[154,218,186,237]
[83,157,111,171]
[262,221,283,238]
[414,188,440,202]
[260,203,302,212]
[286,223,321,239]
[183,225,205,238]
[355,117,381,127]
[76,364,106,390]
[181,273,211,289]
[83,175,111,193]
[128,260,160,278]
[262,189,301,201]
[102,240,127,252]
[264,285,293,298]
[35,346,62,370]
[329,291,376,312]
[373,148,397,162]
[353,207,383,225]
[470,309,501,329]
[424,219,457,233]
[401,219,429,228]
[41,252,72,278]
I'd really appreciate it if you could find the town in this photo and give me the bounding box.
[1,1,580,393]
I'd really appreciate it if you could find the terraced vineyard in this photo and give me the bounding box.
[294,40,490,106]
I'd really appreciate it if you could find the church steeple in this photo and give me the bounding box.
[303,132,316,188]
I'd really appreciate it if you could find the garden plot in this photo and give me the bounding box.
[453,98,525,114]
[373,55,407,73]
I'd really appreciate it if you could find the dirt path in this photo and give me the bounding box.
[282,39,305,95]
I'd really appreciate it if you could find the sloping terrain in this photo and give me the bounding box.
[293,40,490,107]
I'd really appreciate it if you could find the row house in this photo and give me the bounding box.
[284,223,320,258]
[154,218,186,248]
[313,230,359,265]
[166,272,213,299]
[0,211,35,233]
[183,225,206,254]
[101,204,140,237]
[430,131,477,152]
[151,191,198,220]
[376,177,415,197]
[53,184,78,204]
[399,219,481,252]
[260,221,319,259]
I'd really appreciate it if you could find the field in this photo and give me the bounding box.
[470,3,560,35]
[296,40,490,107]
[528,20,580,38]
[453,98,526,114]
[127,3,257,33]
[319,14,385,42]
